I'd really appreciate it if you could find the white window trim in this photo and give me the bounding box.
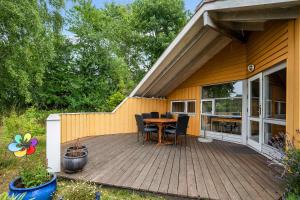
[171,100,196,115]
[200,99,215,115]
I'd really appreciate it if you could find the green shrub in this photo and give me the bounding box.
[2,108,46,141]
[19,162,51,188]
[286,193,300,200]
[284,147,300,198]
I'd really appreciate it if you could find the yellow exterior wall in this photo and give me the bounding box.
[167,86,200,136]
[167,20,291,138]
[287,18,300,148]
[246,21,288,77]
[61,97,167,143]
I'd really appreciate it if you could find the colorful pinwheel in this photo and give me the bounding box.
[8,133,38,157]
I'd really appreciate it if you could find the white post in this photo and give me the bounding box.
[46,114,61,173]
[242,80,248,145]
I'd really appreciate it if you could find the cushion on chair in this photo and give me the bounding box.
[164,128,176,134]
[144,127,158,132]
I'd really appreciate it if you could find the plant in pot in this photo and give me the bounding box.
[63,139,88,173]
[7,133,57,200]
[9,162,56,200]
[66,139,88,154]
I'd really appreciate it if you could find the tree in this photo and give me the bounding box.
[0,0,64,112]
[131,0,188,70]
[65,0,134,111]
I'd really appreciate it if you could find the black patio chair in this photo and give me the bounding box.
[135,114,158,144]
[161,112,173,119]
[150,112,159,118]
[178,113,188,117]
[164,115,189,145]
[142,113,157,129]
[142,113,151,119]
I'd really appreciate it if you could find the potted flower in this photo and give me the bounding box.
[9,162,56,200]
[7,133,57,200]
[63,139,88,173]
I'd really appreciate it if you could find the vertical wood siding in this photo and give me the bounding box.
[167,21,290,137]
[287,18,300,148]
[61,98,167,143]
[167,86,200,136]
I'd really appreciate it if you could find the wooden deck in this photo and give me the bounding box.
[59,134,285,200]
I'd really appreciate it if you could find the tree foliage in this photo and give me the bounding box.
[0,0,189,113]
[0,0,64,112]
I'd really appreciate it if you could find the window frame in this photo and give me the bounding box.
[200,99,215,115]
[170,100,196,115]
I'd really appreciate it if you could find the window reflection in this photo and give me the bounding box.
[201,81,243,136]
[264,123,285,150]
[264,68,286,120]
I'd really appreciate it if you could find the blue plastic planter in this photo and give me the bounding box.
[9,174,57,200]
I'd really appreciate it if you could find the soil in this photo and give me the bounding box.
[14,178,25,188]
[65,151,85,157]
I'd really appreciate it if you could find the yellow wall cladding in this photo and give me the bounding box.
[246,21,288,76]
[61,97,167,143]
[167,86,200,136]
[168,20,289,137]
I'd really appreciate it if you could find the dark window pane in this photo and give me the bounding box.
[187,101,195,113]
[172,102,185,113]
[250,121,259,142]
[250,79,260,117]
[264,123,285,150]
[264,68,286,120]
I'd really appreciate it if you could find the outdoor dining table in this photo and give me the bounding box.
[143,118,177,144]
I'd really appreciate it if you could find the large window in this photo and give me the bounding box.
[201,81,243,135]
[171,100,196,114]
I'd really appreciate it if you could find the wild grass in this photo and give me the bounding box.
[55,180,166,200]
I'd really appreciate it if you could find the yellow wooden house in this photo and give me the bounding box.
[47,0,300,180]
[47,0,300,199]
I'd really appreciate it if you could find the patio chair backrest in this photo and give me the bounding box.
[178,113,188,117]
[142,113,151,119]
[176,115,189,135]
[135,114,145,133]
[161,112,173,119]
[166,112,173,119]
[150,112,159,118]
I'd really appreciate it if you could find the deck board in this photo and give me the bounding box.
[59,134,285,200]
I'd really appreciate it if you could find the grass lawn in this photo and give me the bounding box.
[0,132,166,200]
